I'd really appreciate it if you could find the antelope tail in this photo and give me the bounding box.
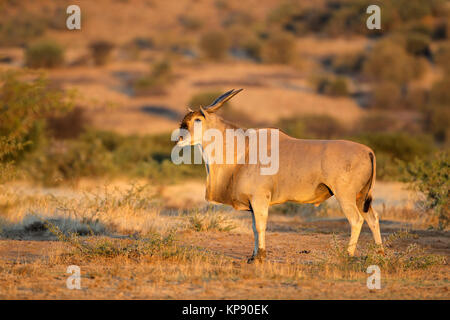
[363,152,375,213]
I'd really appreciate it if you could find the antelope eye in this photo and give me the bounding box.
[194,118,202,123]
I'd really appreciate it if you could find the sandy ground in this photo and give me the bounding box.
[0,205,448,299]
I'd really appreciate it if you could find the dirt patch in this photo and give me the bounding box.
[1,217,448,299]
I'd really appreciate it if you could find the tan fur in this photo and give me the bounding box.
[178,90,383,261]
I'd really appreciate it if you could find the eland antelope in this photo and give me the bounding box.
[176,89,383,263]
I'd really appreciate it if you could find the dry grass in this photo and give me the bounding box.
[0,181,448,299]
[0,181,249,239]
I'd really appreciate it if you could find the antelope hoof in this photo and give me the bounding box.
[247,249,266,264]
[376,247,385,255]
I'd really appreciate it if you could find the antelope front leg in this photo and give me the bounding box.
[248,197,269,264]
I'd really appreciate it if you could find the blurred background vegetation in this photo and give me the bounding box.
[0,0,448,226]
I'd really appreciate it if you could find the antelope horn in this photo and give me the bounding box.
[206,88,243,112]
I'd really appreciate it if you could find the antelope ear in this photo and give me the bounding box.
[199,106,209,119]
[206,88,243,113]
[187,106,193,112]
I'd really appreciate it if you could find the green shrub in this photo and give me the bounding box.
[24,138,115,185]
[424,76,450,143]
[46,107,88,139]
[429,76,450,106]
[240,36,263,62]
[279,114,346,139]
[229,27,263,62]
[371,82,403,109]
[331,53,365,74]
[356,112,401,133]
[405,32,431,56]
[350,132,435,180]
[199,31,230,61]
[25,40,64,69]
[316,76,349,97]
[404,87,428,110]
[21,129,205,186]
[266,1,302,26]
[266,0,444,37]
[134,60,173,96]
[188,210,236,232]
[401,152,449,229]
[290,7,331,34]
[0,14,47,46]
[324,1,370,36]
[0,70,72,182]
[352,132,434,162]
[394,0,441,22]
[261,32,296,64]
[435,42,450,74]
[363,40,424,85]
[89,40,114,66]
[321,0,402,36]
[423,104,450,144]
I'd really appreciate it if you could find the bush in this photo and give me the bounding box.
[316,76,349,97]
[21,129,205,186]
[350,132,435,180]
[228,27,263,62]
[199,31,230,61]
[394,0,441,22]
[423,105,450,144]
[188,210,236,232]
[0,70,73,181]
[25,40,64,68]
[363,40,424,85]
[132,37,154,50]
[353,132,434,162]
[423,76,450,143]
[401,152,449,229]
[435,42,450,74]
[331,53,365,74]
[46,107,88,140]
[261,32,296,64]
[134,60,173,96]
[323,1,370,36]
[278,114,346,139]
[289,7,331,35]
[24,137,115,185]
[356,112,401,133]
[0,14,47,46]
[371,82,403,109]
[89,40,114,66]
[429,76,450,106]
[432,20,448,40]
[405,33,431,56]
[238,36,263,62]
[266,1,302,26]
[404,87,428,110]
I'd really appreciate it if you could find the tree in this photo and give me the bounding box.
[0,70,73,182]
[401,152,449,229]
